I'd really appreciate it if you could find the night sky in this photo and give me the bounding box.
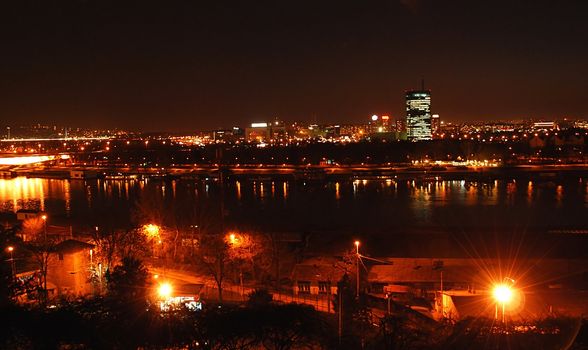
[1,0,587,131]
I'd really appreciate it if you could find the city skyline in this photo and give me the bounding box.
[1,1,587,131]
[1,2,588,348]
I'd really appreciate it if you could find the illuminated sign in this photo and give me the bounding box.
[251,123,268,128]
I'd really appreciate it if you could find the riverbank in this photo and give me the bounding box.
[4,163,588,182]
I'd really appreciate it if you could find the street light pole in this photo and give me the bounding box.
[7,246,15,281]
[354,240,360,298]
[492,277,515,324]
[338,289,342,344]
[41,214,47,240]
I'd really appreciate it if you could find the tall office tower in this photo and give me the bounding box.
[396,118,406,133]
[381,115,390,132]
[406,90,432,141]
[431,114,440,135]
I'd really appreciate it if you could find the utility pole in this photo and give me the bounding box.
[7,246,16,281]
[440,270,444,318]
[338,289,342,345]
[354,241,360,298]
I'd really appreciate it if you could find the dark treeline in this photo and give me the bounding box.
[2,293,587,349]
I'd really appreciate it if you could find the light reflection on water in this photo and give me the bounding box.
[0,176,586,229]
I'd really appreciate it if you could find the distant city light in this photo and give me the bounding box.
[251,122,268,128]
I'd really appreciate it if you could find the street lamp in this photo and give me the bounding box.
[158,282,173,299]
[354,240,360,298]
[493,278,515,323]
[142,224,161,240]
[226,233,245,298]
[385,292,392,314]
[41,214,47,239]
[142,224,161,258]
[6,246,15,279]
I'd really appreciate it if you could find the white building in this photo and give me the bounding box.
[406,90,432,141]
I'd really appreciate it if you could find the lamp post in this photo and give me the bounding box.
[41,214,47,239]
[158,282,173,299]
[227,233,246,299]
[386,292,392,315]
[338,287,342,344]
[142,224,161,258]
[354,240,360,298]
[493,278,515,323]
[6,246,15,280]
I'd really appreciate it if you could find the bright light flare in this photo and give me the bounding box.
[0,155,69,165]
[142,224,161,240]
[158,282,173,298]
[227,232,242,246]
[493,284,513,304]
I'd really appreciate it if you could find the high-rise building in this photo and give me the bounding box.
[381,115,391,132]
[396,118,406,133]
[431,114,440,135]
[406,90,432,141]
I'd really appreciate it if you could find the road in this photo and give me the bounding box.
[148,265,334,312]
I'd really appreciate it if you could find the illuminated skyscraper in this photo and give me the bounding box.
[431,114,440,135]
[406,90,432,141]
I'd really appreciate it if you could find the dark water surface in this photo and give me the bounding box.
[1,176,586,233]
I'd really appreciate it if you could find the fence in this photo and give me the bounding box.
[199,282,334,313]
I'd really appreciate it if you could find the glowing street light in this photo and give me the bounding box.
[142,224,161,240]
[493,278,515,323]
[41,214,48,238]
[142,224,162,258]
[6,246,15,279]
[493,285,513,304]
[158,282,173,299]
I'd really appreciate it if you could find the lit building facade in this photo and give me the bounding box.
[406,90,432,141]
[431,114,440,135]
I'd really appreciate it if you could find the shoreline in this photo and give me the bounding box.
[2,163,588,181]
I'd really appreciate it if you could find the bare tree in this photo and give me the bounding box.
[25,236,58,305]
[20,217,44,241]
[91,228,147,273]
[194,234,230,303]
[19,217,58,304]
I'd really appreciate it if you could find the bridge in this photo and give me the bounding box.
[0,137,110,142]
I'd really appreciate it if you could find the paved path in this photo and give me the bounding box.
[148,265,334,313]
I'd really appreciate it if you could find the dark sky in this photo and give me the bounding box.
[1,0,587,131]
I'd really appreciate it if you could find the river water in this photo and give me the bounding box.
[1,176,586,234]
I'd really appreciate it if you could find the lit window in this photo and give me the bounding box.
[298,281,311,294]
